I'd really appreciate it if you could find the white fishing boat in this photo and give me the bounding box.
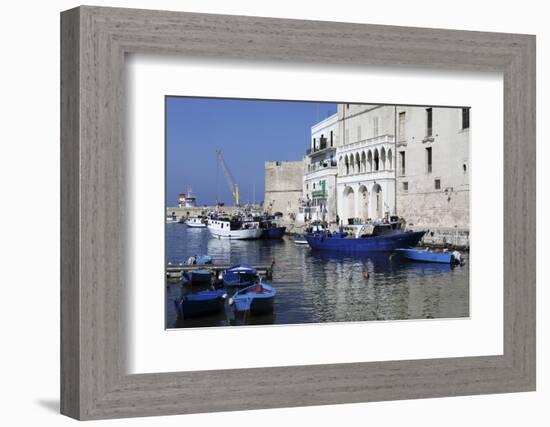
[207,217,262,240]
[166,213,178,223]
[185,217,207,228]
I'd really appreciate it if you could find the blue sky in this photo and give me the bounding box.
[166,97,337,207]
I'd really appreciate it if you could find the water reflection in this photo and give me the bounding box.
[166,223,469,328]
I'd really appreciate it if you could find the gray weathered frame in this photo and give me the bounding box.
[61,5,536,420]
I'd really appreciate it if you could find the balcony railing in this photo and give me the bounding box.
[306,139,335,156]
[306,161,337,174]
[312,189,328,198]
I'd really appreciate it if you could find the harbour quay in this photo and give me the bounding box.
[166,205,251,220]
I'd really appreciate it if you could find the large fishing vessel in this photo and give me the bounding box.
[207,217,262,240]
[305,222,425,252]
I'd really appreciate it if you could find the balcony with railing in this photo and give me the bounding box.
[305,160,338,178]
[311,189,328,198]
[337,134,395,155]
[306,136,335,157]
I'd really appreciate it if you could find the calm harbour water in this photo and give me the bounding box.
[166,223,469,328]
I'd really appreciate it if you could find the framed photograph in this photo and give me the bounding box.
[164,98,471,330]
[61,6,536,420]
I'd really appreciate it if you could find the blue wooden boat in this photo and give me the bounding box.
[395,247,463,264]
[222,264,259,287]
[173,290,227,318]
[256,215,286,239]
[230,281,276,313]
[186,254,213,265]
[179,269,212,286]
[261,226,286,239]
[195,255,213,265]
[305,226,425,253]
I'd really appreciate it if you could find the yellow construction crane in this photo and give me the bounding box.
[216,149,239,206]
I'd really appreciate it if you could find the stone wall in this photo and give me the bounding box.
[264,160,303,219]
[166,206,242,219]
[395,106,470,248]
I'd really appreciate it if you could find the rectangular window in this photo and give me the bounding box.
[434,179,441,190]
[357,126,361,141]
[313,137,316,151]
[373,117,379,137]
[319,134,327,150]
[398,112,406,141]
[426,147,433,173]
[426,108,433,136]
[462,107,470,130]
[399,151,406,176]
[330,130,333,146]
[403,182,408,191]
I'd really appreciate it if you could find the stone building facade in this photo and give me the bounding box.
[301,103,470,247]
[264,160,303,220]
[302,114,339,222]
[336,104,397,224]
[395,106,470,246]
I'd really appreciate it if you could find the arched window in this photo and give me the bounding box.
[374,149,380,171]
[367,150,373,172]
[345,155,349,175]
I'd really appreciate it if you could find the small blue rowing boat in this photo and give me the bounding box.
[195,255,212,265]
[222,264,259,288]
[173,290,227,318]
[230,281,276,313]
[395,247,464,265]
[179,269,212,286]
[186,254,213,265]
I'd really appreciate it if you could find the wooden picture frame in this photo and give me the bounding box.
[60,6,536,420]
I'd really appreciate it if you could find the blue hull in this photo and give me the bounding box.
[395,248,455,264]
[222,264,259,288]
[261,226,286,239]
[174,290,226,317]
[183,270,211,284]
[233,284,276,313]
[235,296,274,313]
[305,231,425,253]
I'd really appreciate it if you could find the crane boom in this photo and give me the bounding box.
[216,149,239,206]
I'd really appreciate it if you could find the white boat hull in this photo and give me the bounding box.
[185,218,207,228]
[186,221,207,228]
[208,225,262,240]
